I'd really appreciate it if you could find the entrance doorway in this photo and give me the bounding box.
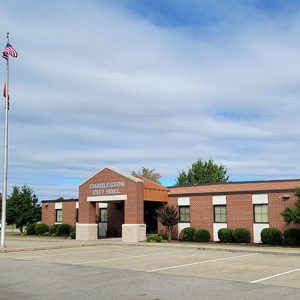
[144,201,164,234]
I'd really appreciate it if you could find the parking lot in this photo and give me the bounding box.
[0,244,300,299]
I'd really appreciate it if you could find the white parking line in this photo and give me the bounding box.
[251,267,300,284]
[15,247,134,259]
[72,249,195,265]
[147,253,258,272]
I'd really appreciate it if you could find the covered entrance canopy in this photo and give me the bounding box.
[135,176,169,233]
[76,166,169,242]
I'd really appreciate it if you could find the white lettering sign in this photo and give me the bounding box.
[89,181,125,195]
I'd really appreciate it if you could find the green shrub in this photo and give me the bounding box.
[146,234,163,243]
[35,223,49,235]
[261,228,282,245]
[179,227,196,241]
[49,224,59,235]
[25,223,36,235]
[218,228,233,243]
[284,228,300,246]
[193,229,210,242]
[69,226,76,239]
[56,224,72,236]
[232,228,251,243]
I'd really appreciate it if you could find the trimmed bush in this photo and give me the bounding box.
[179,227,196,241]
[193,229,210,242]
[49,224,59,235]
[232,228,251,243]
[261,228,282,245]
[218,228,233,243]
[146,234,163,243]
[56,224,72,236]
[25,223,36,235]
[69,226,76,239]
[284,228,300,246]
[35,223,49,235]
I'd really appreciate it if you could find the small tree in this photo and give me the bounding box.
[175,159,229,186]
[132,167,161,184]
[282,187,300,224]
[156,204,179,241]
[6,185,41,233]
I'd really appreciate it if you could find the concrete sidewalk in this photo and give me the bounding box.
[0,236,300,256]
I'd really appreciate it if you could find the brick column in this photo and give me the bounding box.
[124,182,144,224]
[227,193,254,242]
[76,185,97,240]
[122,182,146,242]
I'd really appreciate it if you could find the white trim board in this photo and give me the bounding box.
[55,203,62,209]
[178,197,190,206]
[87,195,127,202]
[253,223,269,243]
[212,195,226,205]
[252,194,268,204]
[213,223,227,241]
[178,223,190,237]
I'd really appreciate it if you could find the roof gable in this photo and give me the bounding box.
[80,166,143,186]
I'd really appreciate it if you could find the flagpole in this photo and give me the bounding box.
[1,32,10,248]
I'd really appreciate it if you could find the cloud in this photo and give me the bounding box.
[0,0,300,199]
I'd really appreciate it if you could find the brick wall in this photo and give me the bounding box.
[42,201,77,226]
[190,195,214,240]
[227,193,254,240]
[166,191,300,242]
[79,183,97,223]
[269,192,300,231]
[42,202,55,226]
[62,201,77,225]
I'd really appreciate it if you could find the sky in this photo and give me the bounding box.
[1,0,300,200]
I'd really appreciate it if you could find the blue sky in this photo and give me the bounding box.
[1,0,300,199]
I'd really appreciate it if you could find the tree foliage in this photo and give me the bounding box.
[156,204,179,241]
[175,159,229,186]
[282,187,300,224]
[132,167,161,183]
[6,185,41,232]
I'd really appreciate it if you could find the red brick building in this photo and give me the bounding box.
[42,166,300,243]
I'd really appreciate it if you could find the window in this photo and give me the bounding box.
[99,208,107,222]
[254,204,269,223]
[56,209,62,223]
[179,206,190,223]
[214,205,227,223]
[76,208,79,222]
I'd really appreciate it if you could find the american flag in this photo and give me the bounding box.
[2,43,18,60]
[2,52,8,60]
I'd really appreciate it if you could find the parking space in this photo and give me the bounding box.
[2,244,300,289]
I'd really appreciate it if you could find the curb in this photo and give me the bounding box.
[1,240,300,256]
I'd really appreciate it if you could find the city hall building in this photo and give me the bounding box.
[42,166,300,243]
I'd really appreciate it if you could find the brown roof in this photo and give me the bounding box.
[169,179,300,196]
[135,176,170,192]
